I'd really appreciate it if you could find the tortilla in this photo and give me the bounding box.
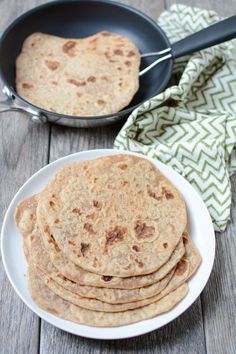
[15,195,185,289]
[29,266,189,327]
[14,195,38,261]
[16,31,140,116]
[33,235,197,313]
[37,154,187,277]
[31,229,175,304]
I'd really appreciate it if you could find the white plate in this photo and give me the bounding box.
[1,149,215,340]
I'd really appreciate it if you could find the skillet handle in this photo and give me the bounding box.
[0,97,25,113]
[0,90,47,123]
[171,15,236,59]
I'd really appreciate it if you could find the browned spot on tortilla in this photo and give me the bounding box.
[62,41,76,56]
[68,240,76,246]
[183,235,188,244]
[86,213,95,220]
[165,191,174,199]
[45,60,60,70]
[72,208,81,215]
[22,83,33,89]
[87,76,96,83]
[132,245,140,252]
[127,50,135,57]
[114,49,123,56]
[176,260,188,276]
[54,218,60,224]
[135,259,144,268]
[81,242,90,256]
[97,99,105,105]
[101,76,108,81]
[163,242,168,248]
[49,234,60,252]
[57,274,76,284]
[47,307,59,315]
[105,226,127,246]
[93,257,99,267]
[125,60,131,67]
[147,186,162,201]
[134,221,155,239]
[51,81,58,85]
[118,163,127,170]
[67,79,86,87]
[84,223,95,234]
[31,43,35,47]
[93,200,101,208]
[47,278,54,284]
[122,181,128,186]
[101,31,111,36]
[124,264,132,270]
[49,201,55,207]
[44,225,50,234]
[102,275,113,282]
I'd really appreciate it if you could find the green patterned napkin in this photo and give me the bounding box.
[114,4,236,232]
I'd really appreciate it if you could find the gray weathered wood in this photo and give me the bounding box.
[0,0,236,353]
[0,1,49,353]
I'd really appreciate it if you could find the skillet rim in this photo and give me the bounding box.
[0,0,173,120]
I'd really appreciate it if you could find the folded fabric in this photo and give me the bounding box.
[114,4,236,231]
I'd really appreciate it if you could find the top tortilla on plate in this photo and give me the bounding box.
[37,154,187,277]
[16,31,140,116]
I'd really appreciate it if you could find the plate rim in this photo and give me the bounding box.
[1,148,215,340]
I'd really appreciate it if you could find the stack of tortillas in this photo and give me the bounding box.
[16,31,140,116]
[15,154,201,327]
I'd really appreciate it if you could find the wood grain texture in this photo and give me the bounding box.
[166,1,236,353]
[0,0,235,353]
[0,1,49,353]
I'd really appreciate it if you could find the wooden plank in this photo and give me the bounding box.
[0,1,49,353]
[166,1,236,353]
[0,98,49,354]
[41,1,206,353]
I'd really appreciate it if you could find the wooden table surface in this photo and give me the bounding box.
[0,0,236,353]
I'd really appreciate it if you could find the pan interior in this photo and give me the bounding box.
[0,0,172,116]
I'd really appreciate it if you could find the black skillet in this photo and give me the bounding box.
[0,0,236,128]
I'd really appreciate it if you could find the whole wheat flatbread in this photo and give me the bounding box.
[29,266,189,327]
[16,31,140,116]
[37,155,187,277]
[32,235,199,313]
[31,229,175,304]
[15,195,185,289]
[21,214,197,314]
[25,227,197,314]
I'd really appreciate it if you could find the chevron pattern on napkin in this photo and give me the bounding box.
[114,4,236,231]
